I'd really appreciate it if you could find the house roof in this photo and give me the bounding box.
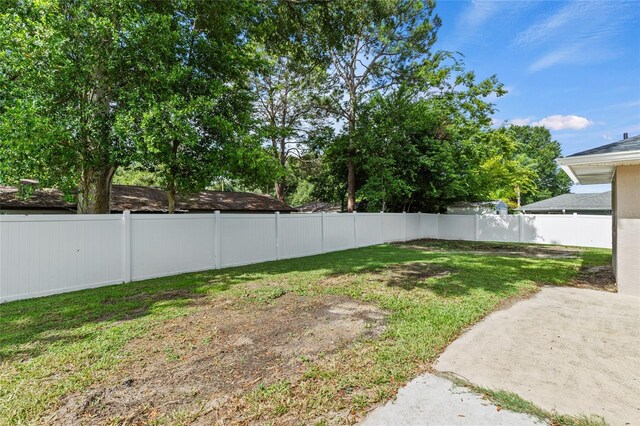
[557,134,640,184]
[515,192,611,212]
[0,185,296,213]
[448,200,507,209]
[0,187,76,211]
[295,202,342,213]
[567,135,640,157]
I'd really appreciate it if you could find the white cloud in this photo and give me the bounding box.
[446,1,534,50]
[528,39,622,72]
[532,115,592,131]
[514,2,597,47]
[514,1,635,72]
[459,0,500,29]
[510,118,532,126]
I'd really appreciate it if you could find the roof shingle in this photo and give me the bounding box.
[515,192,611,212]
[567,135,640,157]
[0,185,296,213]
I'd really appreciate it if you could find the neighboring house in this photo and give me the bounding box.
[515,192,611,215]
[557,133,640,297]
[0,185,296,214]
[296,202,342,213]
[447,200,508,215]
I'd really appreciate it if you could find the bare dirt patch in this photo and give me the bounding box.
[398,239,582,259]
[377,263,451,290]
[572,265,616,292]
[50,293,386,425]
[316,262,452,292]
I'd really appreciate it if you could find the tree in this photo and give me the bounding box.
[341,77,503,212]
[1,0,269,213]
[508,125,571,204]
[316,0,443,211]
[470,128,538,208]
[251,55,325,202]
[114,1,268,213]
[1,0,151,212]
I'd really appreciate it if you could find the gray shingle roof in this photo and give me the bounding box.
[448,200,507,208]
[0,185,297,213]
[516,192,611,212]
[567,135,640,157]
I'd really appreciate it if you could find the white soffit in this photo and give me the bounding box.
[557,150,640,185]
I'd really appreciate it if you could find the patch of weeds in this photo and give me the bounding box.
[247,381,292,418]
[303,364,336,380]
[247,287,288,303]
[446,375,608,426]
[163,346,181,362]
[350,393,370,410]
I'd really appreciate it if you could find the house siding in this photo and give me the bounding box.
[614,164,640,297]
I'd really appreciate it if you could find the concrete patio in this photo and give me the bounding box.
[435,286,640,425]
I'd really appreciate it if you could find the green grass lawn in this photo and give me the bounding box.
[0,240,611,425]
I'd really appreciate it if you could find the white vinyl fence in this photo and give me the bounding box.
[0,212,611,303]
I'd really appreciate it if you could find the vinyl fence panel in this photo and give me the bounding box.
[218,214,277,268]
[420,214,439,238]
[323,213,356,252]
[382,213,405,242]
[130,214,215,281]
[405,214,421,241]
[355,213,383,247]
[438,214,475,241]
[520,214,611,248]
[477,215,520,242]
[279,214,323,259]
[0,211,612,303]
[0,215,123,303]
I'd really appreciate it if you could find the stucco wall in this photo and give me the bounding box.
[614,165,640,297]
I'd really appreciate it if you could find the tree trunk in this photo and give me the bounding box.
[515,184,521,208]
[77,165,116,214]
[275,182,285,202]
[167,141,179,214]
[275,136,286,202]
[347,159,356,212]
[346,87,357,212]
[167,183,176,214]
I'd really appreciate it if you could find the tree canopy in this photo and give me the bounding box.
[0,0,569,213]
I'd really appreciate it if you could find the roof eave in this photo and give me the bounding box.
[557,149,640,167]
[557,149,640,184]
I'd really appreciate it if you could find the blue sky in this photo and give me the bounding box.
[433,0,640,193]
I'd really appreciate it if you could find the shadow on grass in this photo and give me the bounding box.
[0,245,425,361]
[0,241,598,362]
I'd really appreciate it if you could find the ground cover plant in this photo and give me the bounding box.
[0,240,612,425]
